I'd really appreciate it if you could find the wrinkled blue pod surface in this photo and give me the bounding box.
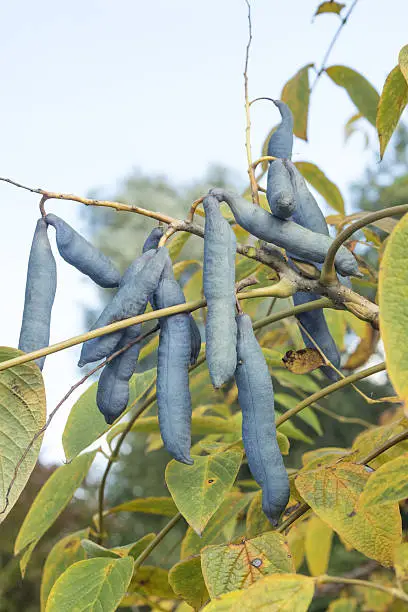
[267,100,294,160]
[19,218,57,370]
[235,313,289,525]
[266,159,296,219]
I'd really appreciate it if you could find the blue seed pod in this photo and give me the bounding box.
[120,249,157,288]
[235,313,290,525]
[142,226,164,253]
[78,247,168,366]
[266,159,296,219]
[267,100,294,160]
[155,278,193,465]
[209,188,359,278]
[19,218,57,370]
[203,194,237,388]
[286,162,329,236]
[96,324,142,424]
[45,214,120,288]
[188,315,201,365]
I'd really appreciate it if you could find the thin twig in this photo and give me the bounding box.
[309,0,361,94]
[243,0,259,205]
[357,428,408,465]
[315,574,408,604]
[0,325,159,515]
[132,513,183,572]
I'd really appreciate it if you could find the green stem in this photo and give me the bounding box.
[316,575,408,604]
[320,203,408,285]
[252,298,333,331]
[277,502,310,532]
[357,428,408,466]
[132,513,183,572]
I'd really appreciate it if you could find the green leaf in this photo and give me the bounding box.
[126,566,175,599]
[201,531,294,598]
[394,542,408,594]
[111,533,156,559]
[275,393,322,435]
[276,414,313,444]
[379,213,408,405]
[81,539,120,558]
[63,368,156,461]
[107,496,177,517]
[235,256,260,282]
[294,161,345,214]
[166,449,243,535]
[201,574,315,611]
[359,453,408,507]
[246,490,271,538]
[295,462,401,566]
[398,44,408,86]
[168,231,191,260]
[304,515,333,576]
[272,369,320,393]
[15,450,96,574]
[326,65,379,126]
[0,347,46,523]
[138,333,159,361]
[181,493,252,557]
[169,556,209,610]
[377,65,408,159]
[352,421,408,469]
[327,598,358,612]
[183,268,203,305]
[45,556,134,612]
[315,1,345,16]
[132,414,240,436]
[281,64,313,140]
[277,431,290,455]
[40,529,89,611]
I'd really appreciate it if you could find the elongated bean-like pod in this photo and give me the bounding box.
[78,247,168,366]
[120,249,157,288]
[45,214,120,288]
[266,159,296,219]
[155,278,193,465]
[267,100,294,160]
[18,219,57,370]
[143,226,164,252]
[96,324,142,424]
[209,188,359,277]
[235,313,289,525]
[285,162,328,236]
[188,315,201,365]
[203,194,237,388]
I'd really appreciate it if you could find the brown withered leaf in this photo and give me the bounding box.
[282,348,324,374]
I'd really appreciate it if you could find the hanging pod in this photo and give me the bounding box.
[267,99,294,160]
[155,278,193,465]
[203,194,237,388]
[266,159,296,219]
[18,218,57,370]
[45,213,120,288]
[235,312,290,525]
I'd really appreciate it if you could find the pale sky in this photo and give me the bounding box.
[0,0,406,463]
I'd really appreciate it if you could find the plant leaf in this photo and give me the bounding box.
[45,556,134,612]
[295,161,345,214]
[295,462,401,566]
[166,449,243,535]
[168,231,191,260]
[15,450,96,574]
[63,368,156,461]
[377,65,408,159]
[326,65,379,126]
[169,556,209,610]
[40,529,89,611]
[359,453,408,507]
[394,542,408,594]
[304,515,333,576]
[201,532,294,598]
[398,44,408,86]
[0,347,46,523]
[201,574,314,611]
[379,213,408,405]
[281,64,313,140]
[107,496,177,517]
[246,490,271,539]
[315,1,345,16]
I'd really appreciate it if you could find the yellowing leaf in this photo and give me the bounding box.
[394,542,408,593]
[282,348,324,374]
[359,453,408,507]
[286,521,307,571]
[326,65,379,126]
[302,447,346,469]
[281,64,313,140]
[166,449,243,535]
[201,574,315,611]
[295,161,345,214]
[398,44,408,86]
[15,450,96,574]
[305,515,333,576]
[40,529,89,611]
[106,496,177,517]
[295,462,401,566]
[169,556,209,610]
[63,368,156,460]
[246,490,272,538]
[352,420,408,469]
[379,213,408,405]
[0,347,46,523]
[168,231,191,260]
[181,493,252,558]
[315,1,345,16]
[377,65,408,159]
[127,565,175,599]
[201,533,294,598]
[327,598,358,612]
[45,556,134,612]
[344,324,378,370]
